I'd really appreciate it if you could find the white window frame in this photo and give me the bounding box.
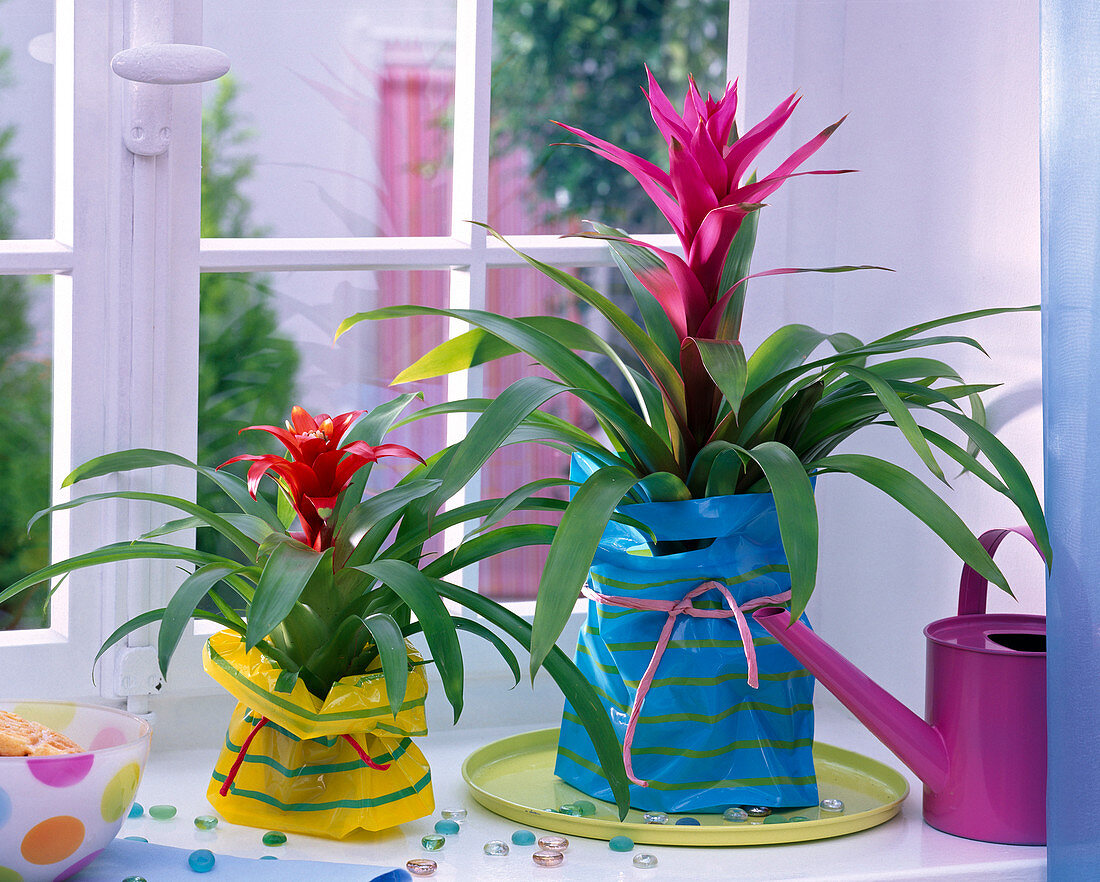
[0,0,715,708]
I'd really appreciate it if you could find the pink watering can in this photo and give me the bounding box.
[754,527,1046,845]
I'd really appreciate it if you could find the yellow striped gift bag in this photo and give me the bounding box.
[555,454,818,814]
[203,630,434,837]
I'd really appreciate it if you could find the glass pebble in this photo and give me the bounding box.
[675,816,701,826]
[188,849,215,873]
[421,833,445,851]
[193,815,219,831]
[643,810,668,825]
[259,856,278,860]
[406,858,438,877]
[123,877,149,882]
[633,853,659,869]
[722,807,748,822]
[791,816,810,822]
[573,799,596,816]
[745,805,772,818]
[511,829,536,845]
[441,807,467,821]
[556,802,583,816]
[538,835,569,852]
[128,802,145,819]
[608,834,634,852]
[820,798,845,813]
[483,839,509,856]
[149,804,177,820]
[435,818,460,835]
[532,849,564,867]
[123,836,149,842]
[262,830,288,846]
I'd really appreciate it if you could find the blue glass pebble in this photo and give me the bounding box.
[511,829,536,845]
[260,855,279,860]
[123,877,148,882]
[434,818,460,835]
[128,802,145,819]
[188,849,215,873]
[608,834,634,852]
[675,816,701,826]
[123,835,149,842]
[573,799,596,816]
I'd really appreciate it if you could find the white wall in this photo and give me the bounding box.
[734,0,1043,712]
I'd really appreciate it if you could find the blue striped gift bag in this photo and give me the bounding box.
[554,455,818,814]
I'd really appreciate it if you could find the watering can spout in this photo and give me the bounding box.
[753,607,950,793]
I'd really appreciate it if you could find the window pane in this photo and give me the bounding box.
[0,274,51,630]
[198,267,449,496]
[202,1,458,238]
[0,1,53,240]
[475,266,600,601]
[488,0,728,235]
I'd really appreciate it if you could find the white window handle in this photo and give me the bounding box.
[111,1,231,157]
[111,43,230,86]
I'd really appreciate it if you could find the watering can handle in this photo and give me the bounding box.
[958,526,1046,616]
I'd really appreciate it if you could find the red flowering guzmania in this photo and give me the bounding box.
[220,406,423,551]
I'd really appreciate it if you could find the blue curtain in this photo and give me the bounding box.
[1042,2,1100,875]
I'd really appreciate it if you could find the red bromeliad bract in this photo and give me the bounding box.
[557,67,852,341]
[220,405,424,551]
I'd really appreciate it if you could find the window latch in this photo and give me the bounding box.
[110,2,230,156]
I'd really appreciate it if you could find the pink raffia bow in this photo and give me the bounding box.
[581,579,793,788]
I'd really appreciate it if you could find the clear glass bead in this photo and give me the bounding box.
[745,805,772,818]
[633,853,659,869]
[820,798,845,813]
[722,807,748,822]
[483,839,509,856]
[643,810,669,824]
[441,807,467,821]
[556,802,583,816]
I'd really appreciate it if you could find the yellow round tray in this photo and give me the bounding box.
[461,728,909,846]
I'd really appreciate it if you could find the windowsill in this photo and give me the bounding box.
[127,694,1046,881]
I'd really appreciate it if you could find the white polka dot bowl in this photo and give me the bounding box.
[0,700,152,881]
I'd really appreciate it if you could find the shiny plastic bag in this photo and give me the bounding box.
[555,454,818,813]
[203,630,434,837]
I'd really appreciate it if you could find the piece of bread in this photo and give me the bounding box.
[0,709,83,756]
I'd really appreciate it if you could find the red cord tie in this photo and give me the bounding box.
[219,715,270,796]
[341,734,392,771]
[218,717,391,797]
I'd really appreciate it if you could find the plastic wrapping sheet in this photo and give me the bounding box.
[555,455,817,813]
[1042,1,1100,873]
[203,631,434,837]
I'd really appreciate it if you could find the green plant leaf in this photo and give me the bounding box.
[812,453,1012,593]
[28,490,258,558]
[531,467,640,676]
[246,543,330,651]
[592,221,681,364]
[704,448,743,497]
[476,224,690,431]
[689,338,748,415]
[714,202,759,341]
[336,479,442,568]
[355,559,465,723]
[836,365,946,484]
[733,442,818,620]
[463,478,574,540]
[927,407,1051,565]
[871,304,1039,345]
[634,471,691,502]
[158,563,248,677]
[0,542,233,606]
[405,616,523,689]
[427,575,631,819]
[140,513,277,545]
[63,448,282,528]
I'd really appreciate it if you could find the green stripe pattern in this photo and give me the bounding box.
[554,475,819,813]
